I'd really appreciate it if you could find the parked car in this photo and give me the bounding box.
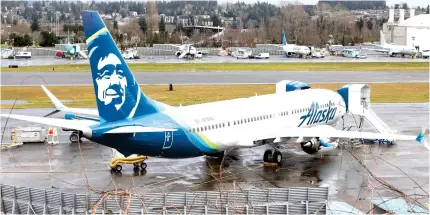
[420,50,430,59]
[15,51,31,59]
[255,53,270,59]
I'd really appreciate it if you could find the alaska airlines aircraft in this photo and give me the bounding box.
[368,31,418,57]
[279,31,311,58]
[2,11,424,166]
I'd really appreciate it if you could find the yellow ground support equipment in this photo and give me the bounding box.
[109,149,148,172]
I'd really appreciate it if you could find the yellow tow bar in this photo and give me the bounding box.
[109,154,148,172]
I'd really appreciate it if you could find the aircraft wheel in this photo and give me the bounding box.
[263,150,272,163]
[115,164,122,172]
[70,132,80,143]
[140,162,147,170]
[273,151,282,165]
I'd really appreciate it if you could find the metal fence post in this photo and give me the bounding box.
[59,191,63,215]
[306,187,309,214]
[43,189,47,215]
[12,186,16,214]
[27,187,31,215]
[0,184,4,214]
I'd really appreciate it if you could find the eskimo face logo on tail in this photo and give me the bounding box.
[298,102,337,127]
[90,46,128,111]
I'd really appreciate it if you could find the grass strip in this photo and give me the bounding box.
[1,83,428,109]
[1,62,428,72]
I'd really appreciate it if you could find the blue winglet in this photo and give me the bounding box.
[416,128,425,144]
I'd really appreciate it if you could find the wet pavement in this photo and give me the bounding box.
[1,70,428,86]
[0,103,428,209]
[1,55,428,67]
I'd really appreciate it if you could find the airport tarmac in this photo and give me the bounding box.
[1,103,429,209]
[1,70,428,86]
[1,55,428,67]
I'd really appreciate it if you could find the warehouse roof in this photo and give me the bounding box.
[398,14,430,28]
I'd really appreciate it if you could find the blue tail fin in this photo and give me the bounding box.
[281,30,287,45]
[81,11,158,122]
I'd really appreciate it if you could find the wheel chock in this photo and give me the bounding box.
[263,162,278,166]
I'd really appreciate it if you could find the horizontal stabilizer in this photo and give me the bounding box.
[1,114,97,131]
[105,126,178,134]
[41,85,99,116]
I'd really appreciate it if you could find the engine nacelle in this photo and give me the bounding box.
[175,51,182,56]
[301,136,339,154]
[301,137,321,154]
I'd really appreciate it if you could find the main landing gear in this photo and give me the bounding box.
[69,131,81,143]
[263,150,282,165]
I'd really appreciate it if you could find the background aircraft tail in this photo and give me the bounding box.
[81,11,159,122]
[379,30,387,46]
[282,30,287,45]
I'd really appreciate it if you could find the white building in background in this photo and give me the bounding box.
[383,9,430,50]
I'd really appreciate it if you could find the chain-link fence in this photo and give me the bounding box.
[1,184,328,214]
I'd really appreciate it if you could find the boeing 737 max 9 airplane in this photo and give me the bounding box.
[2,11,425,165]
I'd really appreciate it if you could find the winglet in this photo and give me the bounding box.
[416,127,429,149]
[41,85,67,110]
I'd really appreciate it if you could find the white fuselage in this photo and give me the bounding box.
[170,89,346,151]
[380,44,418,56]
[282,44,311,56]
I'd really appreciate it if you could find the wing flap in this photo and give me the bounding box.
[105,126,178,134]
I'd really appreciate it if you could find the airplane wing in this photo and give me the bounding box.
[278,127,417,141]
[1,114,98,131]
[247,126,425,147]
[41,85,99,117]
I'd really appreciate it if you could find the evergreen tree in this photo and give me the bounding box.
[211,14,222,27]
[427,5,430,14]
[113,20,118,30]
[30,17,40,32]
[139,17,147,33]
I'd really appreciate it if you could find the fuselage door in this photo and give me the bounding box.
[163,131,174,149]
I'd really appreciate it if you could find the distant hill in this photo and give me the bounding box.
[318,1,387,10]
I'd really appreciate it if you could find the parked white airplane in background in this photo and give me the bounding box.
[279,31,311,58]
[368,31,418,57]
[3,11,425,167]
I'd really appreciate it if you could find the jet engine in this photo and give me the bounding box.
[175,51,182,57]
[301,137,320,154]
[299,125,340,154]
[300,137,339,154]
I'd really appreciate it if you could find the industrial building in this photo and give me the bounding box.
[383,9,430,50]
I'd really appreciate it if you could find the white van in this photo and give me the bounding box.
[255,53,270,59]
[420,50,430,59]
[15,51,31,59]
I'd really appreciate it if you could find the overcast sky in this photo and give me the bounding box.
[216,0,428,8]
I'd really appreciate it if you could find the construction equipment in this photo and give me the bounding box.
[109,149,148,172]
